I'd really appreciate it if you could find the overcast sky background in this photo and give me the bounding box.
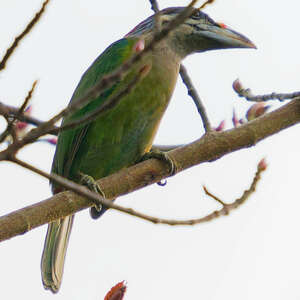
[0,0,299,299]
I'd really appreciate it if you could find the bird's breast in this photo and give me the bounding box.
[72,54,180,179]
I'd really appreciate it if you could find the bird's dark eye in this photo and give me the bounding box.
[191,10,202,20]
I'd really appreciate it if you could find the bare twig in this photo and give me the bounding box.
[0,99,299,241]
[198,0,216,10]
[233,79,300,102]
[180,65,211,131]
[0,0,50,71]
[149,0,159,12]
[18,81,37,114]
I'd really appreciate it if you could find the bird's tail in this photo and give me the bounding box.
[41,215,74,293]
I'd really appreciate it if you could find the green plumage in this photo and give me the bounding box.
[52,37,177,182]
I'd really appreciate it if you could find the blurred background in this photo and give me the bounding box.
[0,0,299,299]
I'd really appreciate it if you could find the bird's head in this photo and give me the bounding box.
[126,7,256,58]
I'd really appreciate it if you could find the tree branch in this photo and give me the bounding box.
[0,99,299,242]
[179,64,211,131]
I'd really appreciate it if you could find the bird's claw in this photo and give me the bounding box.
[140,150,178,176]
[79,172,106,219]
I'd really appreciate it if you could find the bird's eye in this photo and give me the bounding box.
[191,10,202,20]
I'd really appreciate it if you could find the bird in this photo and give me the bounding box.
[41,6,255,293]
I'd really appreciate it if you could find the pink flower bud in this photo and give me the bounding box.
[258,158,267,171]
[246,103,270,121]
[16,121,28,131]
[232,79,243,93]
[232,110,239,127]
[214,120,225,131]
[46,138,57,145]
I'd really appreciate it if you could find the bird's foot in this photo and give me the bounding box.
[140,150,178,176]
[79,173,107,219]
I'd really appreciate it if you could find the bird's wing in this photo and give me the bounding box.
[51,37,138,182]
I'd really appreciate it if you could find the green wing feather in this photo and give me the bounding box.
[51,38,137,184]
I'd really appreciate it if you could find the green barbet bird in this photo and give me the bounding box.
[41,7,255,293]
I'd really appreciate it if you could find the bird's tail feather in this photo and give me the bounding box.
[41,215,74,293]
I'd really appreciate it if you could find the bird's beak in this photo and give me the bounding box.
[194,22,256,50]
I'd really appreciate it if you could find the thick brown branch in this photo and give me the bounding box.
[0,99,299,242]
[0,0,50,71]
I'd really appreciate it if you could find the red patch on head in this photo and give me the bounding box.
[218,22,227,29]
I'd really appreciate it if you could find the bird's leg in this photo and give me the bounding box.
[79,173,107,219]
[140,149,178,176]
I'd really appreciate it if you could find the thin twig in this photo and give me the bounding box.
[180,65,211,132]
[18,81,37,114]
[0,0,50,71]
[233,79,300,102]
[198,0,216,10]
[149,0,159,12]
